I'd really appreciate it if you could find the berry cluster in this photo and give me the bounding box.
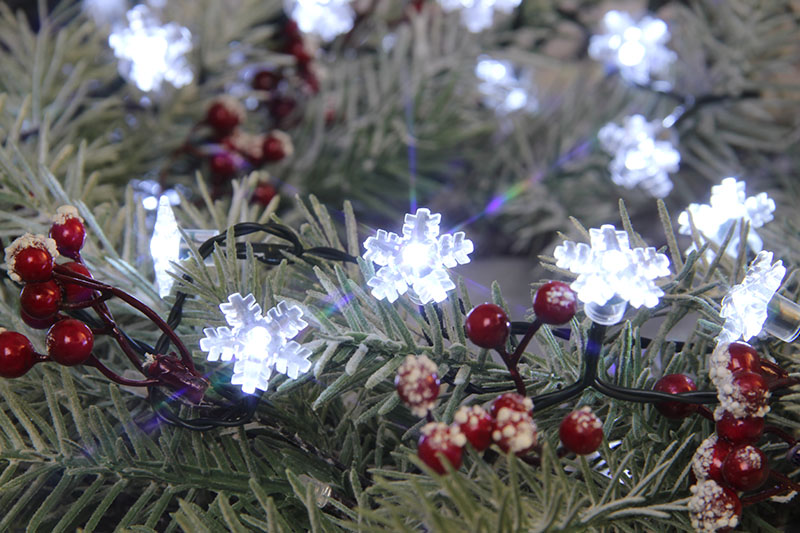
[1,207,206,403]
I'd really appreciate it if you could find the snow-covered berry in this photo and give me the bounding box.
[454,405,493,451]
[488,392,532,419]
[492,406,538,455]
[559,406,603,455]
[726,342,761,374]
[691,434,731,483]
[718,370,770,418]
[688,480,741,533]
[395,354,440,417]
[533,281,577,325]
[262,130,294,162]
[4,234,58,283]
[722,443,769,491]
[417,422,466,474]
[49,206,86,259]
[206,97,244,134]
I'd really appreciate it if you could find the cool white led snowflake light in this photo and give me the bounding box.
[553,224,671,325]
[283,0,355,42]
[150,196,182,298]
[438,0,521,33]
[589,10,676,86]
[363,208,473,305]
[598,114,680,198]
[475,56,537,114]
[678,178,775,258]
[200,293,312,394]
[108,4,193,92]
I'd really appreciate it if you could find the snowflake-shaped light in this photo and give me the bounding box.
[150,196,182,298]
[475,55,537,115]
[588,10,676,86]
[678,178,775,258]
[200,293,312,394]
[553,224,670,324]
[108,4,193,92]
[718,251,785,343]
[438,0,521,33]
[283,0,355,42]
[363,208,473,305]
[598,114,680,198]
[83,0,126,27]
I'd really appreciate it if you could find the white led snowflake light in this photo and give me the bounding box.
[150,196,182,298]
[598,114,680,198]
[363,208,473,305]
[83,0,126,27]
[678,178,775,257]
[108,4,193,92]
[475,56,537,114]
[718,251,785,343]
[438,0,521,33]
[200,293,312,394]
[283,0,355,42]
[553,224,670,324]
[589,10,676,86]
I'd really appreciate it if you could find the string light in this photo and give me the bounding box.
[475,55,537,114]
[283,0,355,42]
[438,0,521,33]
[150,196,182,298]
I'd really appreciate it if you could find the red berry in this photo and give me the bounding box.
[653,374,699,419]
[49,208,86,259]
[16,247,54,282]
[20,308,58,330]
[289,40,312,65]
[691,434,732,483]
[252,70,281,92]
[488,392,532,418]
[395,355,439,417]
[559,406,603,455]
[454,405,493,451]
[270,97,296,121]
[46,319,94,366]
[726,342,760,374]
[284,20,302,41]
[729,370,769,415]
[417,422,465,474]
[0,330,36,378]
[465,303,510,349]
[20,280,62,319]
[209,152,238,178]
[492,407,538,454]
[533,281,577,325]
[206,100,242,134]
[251,182,277,206]
[716,411,764,444]
[722,444,769,491]
[58,261,96,303]
[262,135,286,162]
[688,480,741,533]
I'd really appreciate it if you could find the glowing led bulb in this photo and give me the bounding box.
[283,0,355,42]
[150,196,182,298]
[363,208,473,305]
[199,293,312,394]
[475,55,537,114]
[438,0,522,32]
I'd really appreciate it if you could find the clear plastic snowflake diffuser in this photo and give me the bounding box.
[283,0,355,42]
[199,293,312,394]
[553,224,671,325]
[363,208,473,305]
[438,0,522,33]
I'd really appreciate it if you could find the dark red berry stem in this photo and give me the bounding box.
[59,292,114,310]
[87,356,159,387]
[763,425,797,446]
[91,302,148,372]
[769,470,800,493]
[767,376,800,391]
[509,318,542,367]
[697,406,715,421]
[495,346,526,396]
[740,483,790,507]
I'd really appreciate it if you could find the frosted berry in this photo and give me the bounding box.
[653,374,699,419]
[4,234,58,283]
[532,281,577,325]
[722,444,769,491]
[691,434,732,483]
[454,405,493,451]
[0,330,36,378]
[716,411,764,445]
[209,152,238,178]
[58,261,96,303]
[465,303,510,349]
[263,135,287,162]
[49,206,85,259]
[559,406,603,455]
[46,319,94,366]
[729,370,769,415]
[726,342,760,374]
[417,422,465,474]
[395,354,440,417]
[252,70,280,91]
[488,392,532,418]
[252,182,277,206]
[688,480,741,533]
[20,280,62,319]
[492,406,538,455]
[270,97,296,121]
[206,99,243,134]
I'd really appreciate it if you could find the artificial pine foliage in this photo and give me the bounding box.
[0,1,799,532]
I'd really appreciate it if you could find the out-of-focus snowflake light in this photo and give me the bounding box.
[718,251,785,343]
[83,0,126,26]
[589,10,676,86]
[108,4,193,92]
[150,196,182,298]
[554,224,671,325]
[475,56,537,114]
[678,178,775,257]
[598,114,680,198]
[200,293,312,394]
[363,208,473,305]
[438,0,521,33]
[283,0,355,42]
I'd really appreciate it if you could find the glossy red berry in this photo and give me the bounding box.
[533,281,577,325]
[688,480,741,533]
[49,208,86,259]
[465,303,510,349]
[11,246,55,282]
[417,422,465,474]
[395,355,439,417]
[20,308,58,330]
[492,407,538,455]
[454,405,493,451]
[262,135,287,162]
[730,370,769,414]
[206,100,242,134]
[252,70,281,92]
[488,392,532,419]
[691,434,732,483]
[559,406,603,455]
[20,280,62,319]
[716,411,764,445]
[0,330,36,378]
[46,319,94,366]
[653,374,699,419]
[726,342,760,374]
[251,182,277,206]
[722,444,769,491]
[58,261,96,303]
[209,152,238,178]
